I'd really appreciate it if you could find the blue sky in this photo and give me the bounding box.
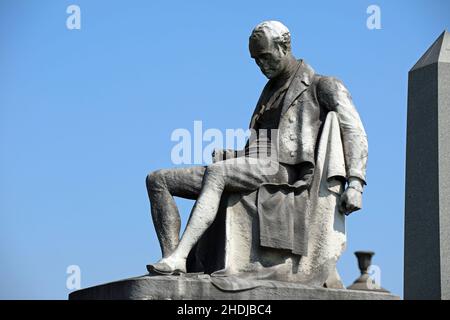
[0,0,448,299]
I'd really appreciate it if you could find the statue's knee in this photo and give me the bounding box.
[146,170,166,192]
[206,163,224,176]
[205,163,226,187]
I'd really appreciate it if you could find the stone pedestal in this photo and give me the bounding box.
[69,275,399,300]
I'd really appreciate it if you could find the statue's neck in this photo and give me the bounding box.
[272,54,299,86]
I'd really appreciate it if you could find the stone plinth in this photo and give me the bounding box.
[69,275,399,300]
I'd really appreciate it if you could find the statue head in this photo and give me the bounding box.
[249,20,293,79]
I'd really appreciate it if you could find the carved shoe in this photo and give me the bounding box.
[146,258,186,275]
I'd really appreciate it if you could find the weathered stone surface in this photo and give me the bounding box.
[189,113,349,288]
[146,21,368,285]
[69,275,399,300]
[405,30,450,300]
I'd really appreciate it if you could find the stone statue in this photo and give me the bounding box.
[145,21,368,286]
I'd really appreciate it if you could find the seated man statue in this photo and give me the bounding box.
[146,20,368,276]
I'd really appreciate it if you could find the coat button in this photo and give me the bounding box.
[289,116,296,123]
[290,151,296,157]
[289,134,296,140]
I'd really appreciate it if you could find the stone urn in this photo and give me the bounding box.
[347,251,389,292]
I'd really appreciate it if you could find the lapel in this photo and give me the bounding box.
[249,81,271,129]
[280,60,314,116]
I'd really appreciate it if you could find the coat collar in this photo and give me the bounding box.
[249,60,315,128]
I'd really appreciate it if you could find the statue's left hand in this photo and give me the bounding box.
[339,187,362,216]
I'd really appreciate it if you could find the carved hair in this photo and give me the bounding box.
[250,20,292,52]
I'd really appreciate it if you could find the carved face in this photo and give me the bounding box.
[249,32,288,79]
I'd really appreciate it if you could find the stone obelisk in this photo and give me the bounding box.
[405,30,450,300]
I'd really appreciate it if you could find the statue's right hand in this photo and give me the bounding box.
[212,149,237,163]
[212,149,225,163]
